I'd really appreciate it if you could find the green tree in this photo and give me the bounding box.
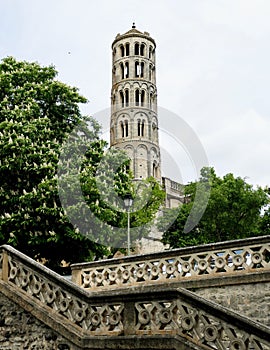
[258,187,270,235]
[161,167,269,248]
[0,57,111,271]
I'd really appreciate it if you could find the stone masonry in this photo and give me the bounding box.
[0,292,74,350]
[194,281,270,328]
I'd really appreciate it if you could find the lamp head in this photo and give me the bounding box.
[123,193,133,208]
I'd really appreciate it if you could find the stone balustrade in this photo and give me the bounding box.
[71,235,270,291]
[1,244,270,349]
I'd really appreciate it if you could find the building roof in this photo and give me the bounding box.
[112,23,155,47]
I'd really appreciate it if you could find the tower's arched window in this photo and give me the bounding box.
[125,120,129,137]
[153,162,158,178]
[152,122,157,142]
[149,65,152,81]
[137,119,141,136]
[140,44,145,56]
[120,62,124,79]
[121,122,124,137]
[150,93,153,109]
[120,45,125,57]
[135,90,140,106]
[141,90,145,106]
[120,91,124,108]
[137,119,145,137]
[135,61,140,77]
[125,62,129,78]
[125,43,130,56]
[135,43,140,55]
[140,62,144,77]
[125,90,129,107]
[149,46,153,59]
[112,94,116,105]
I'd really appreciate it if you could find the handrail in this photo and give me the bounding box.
[70,235,270,290]
[1,244,270,349]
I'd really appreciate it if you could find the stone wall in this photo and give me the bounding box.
[0,291,74,350]
[194,281,270,327]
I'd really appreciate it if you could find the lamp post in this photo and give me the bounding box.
[123,194,133,255]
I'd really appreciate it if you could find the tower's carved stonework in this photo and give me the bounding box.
[110,24,161,182]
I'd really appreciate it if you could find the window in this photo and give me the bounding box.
[149,65,152,80]
[125,43,130,56]
[135,43,140,55]
[120,91,124,107]
[125,90,129,107]
[149,46,152,59]
[120,45,125,57]
[120,120,129,137]
[137,119,145,136]
[125,120,128,137]
[135,90,140,106]
[125,62,129,78]
[121,122,124,137]
[140,44,145,56]
[120,63,124,79]
[137,120,141,136]
[135,90,145,107]
[150,93,153,109]
[141,62,144,77]
[135,61,140,77]
[135,61,144,78]
[153,162,158,177]
[141,90,145,106]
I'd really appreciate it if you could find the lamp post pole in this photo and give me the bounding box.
[123,194,133,256]
[127,207,131,256]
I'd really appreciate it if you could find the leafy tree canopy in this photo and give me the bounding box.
[161,167,269,248]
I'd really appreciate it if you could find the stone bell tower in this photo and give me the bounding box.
[110,24,161,182]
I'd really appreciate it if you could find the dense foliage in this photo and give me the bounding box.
[161,167,269,248]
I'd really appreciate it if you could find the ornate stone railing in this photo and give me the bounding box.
[0,244,270,349]
[0,245,125,336]
[71,235,270,290]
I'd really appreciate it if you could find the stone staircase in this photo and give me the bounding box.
[1,236,270,349]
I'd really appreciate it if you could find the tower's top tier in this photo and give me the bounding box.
[112,23,156,48]
[111,24,157,89]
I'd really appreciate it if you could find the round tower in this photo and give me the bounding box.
[110,24,161,181]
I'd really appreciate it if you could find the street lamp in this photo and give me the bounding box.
[123,194,133,255]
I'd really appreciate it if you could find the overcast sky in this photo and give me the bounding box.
[2,0,270,187]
